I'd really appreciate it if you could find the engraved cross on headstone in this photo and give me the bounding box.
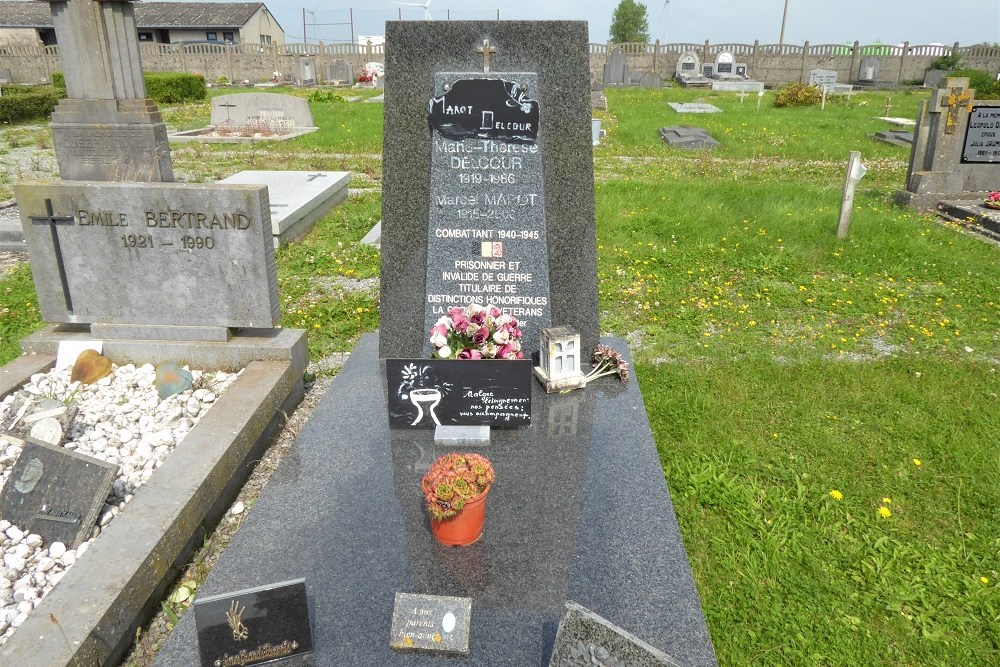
[29,199,75,314]
[218,101,238,123]
[478,39,497,74]
[306,172,327,181]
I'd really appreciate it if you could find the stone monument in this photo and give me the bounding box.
[46,0,172,182]
[897,76,998,210]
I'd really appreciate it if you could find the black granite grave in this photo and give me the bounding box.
[153,335,718,666]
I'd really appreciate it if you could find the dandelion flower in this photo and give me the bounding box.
[912,458,922,466]
[881,497,892,504]
[878,506,892,518]
[981,577,990,585]
[829,489,843,501]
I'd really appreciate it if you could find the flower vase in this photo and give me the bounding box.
[426,486,490,547]
[983,201,1000,210]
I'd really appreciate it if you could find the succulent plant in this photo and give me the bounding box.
[421,452,495,521]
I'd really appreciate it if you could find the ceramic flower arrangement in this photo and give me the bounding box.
[983,191,1000,210]
[429,303,524,360]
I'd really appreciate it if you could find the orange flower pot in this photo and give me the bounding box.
[427,487,490,547]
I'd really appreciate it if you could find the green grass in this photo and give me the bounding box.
[1,86,998,665]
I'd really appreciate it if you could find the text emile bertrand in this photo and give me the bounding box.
[75,209,252,230]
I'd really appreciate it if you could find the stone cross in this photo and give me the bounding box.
[48,0,146,100]
[737,88,749,103]
[478,39,497,74]
[938,85,974,134]
[29,199,76,314]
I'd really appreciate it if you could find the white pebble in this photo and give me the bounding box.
[48,542,66,559]
[4,526,23,543]
[230,501,245,515]
[24,534,43,549]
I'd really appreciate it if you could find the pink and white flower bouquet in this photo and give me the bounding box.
[429,303,525,360]
[984,191,1000,210]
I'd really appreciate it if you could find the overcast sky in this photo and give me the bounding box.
[262,0,1000,46]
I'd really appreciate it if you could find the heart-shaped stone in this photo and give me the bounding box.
[71,349,112,384]
[155,361,193,400]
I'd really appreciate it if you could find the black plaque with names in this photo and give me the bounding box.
[717,62,733,74]
[0,438,117,548]
[386,359,532,428]
[423,72,552,358]
[961,105,1000,163]
[194,578,313,667]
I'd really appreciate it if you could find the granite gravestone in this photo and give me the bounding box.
[898,77,999,209]
[328,59,354,84]
[380,22,598,359]
[603,48,629,87]
[660,126,720,150]
[193,578,313,667]
[46,0,172,182]
[210,93,316,132]
[0,438,117,548]
[14,181,279,341]
[713,51,734,76]
[858,56,881,82]
[809,69,838,88]
[675,51,700,79]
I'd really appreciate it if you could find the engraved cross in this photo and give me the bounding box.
[939,85,973,135]
[478,39,497,74]
[306,172,327,181]
[218,100,238,122]
[29,199,75,315]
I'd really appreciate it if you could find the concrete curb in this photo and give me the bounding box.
[0,332,307,666]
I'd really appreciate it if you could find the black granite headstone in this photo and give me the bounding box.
[386,359,532,427]
[193,578,313,667]
[549,602,682,666]
[380,22,598,360]
[0,438,117,548]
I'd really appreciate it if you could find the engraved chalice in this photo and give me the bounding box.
[408,388,442,427]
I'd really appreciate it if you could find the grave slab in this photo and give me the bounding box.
[219,170,350,246]
[710,80,765,93]
[153,334,718,667]
[0,437,117,548]
[660,126,721,150]
[874,129,914,147]
[668,102,722,114]
[210,93,315,130]
[936,200,1000,242]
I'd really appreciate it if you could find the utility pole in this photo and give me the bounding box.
[302,7,307,44]
[779,0,789,45]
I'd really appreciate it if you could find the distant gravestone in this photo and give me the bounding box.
[603,48,629,87]
[639,72,664,88]
[0,438,118,548]
[15,181,279,340]
[380,22,599,359]
[675,51,700,79]
[296,56,317,85]
[219,170,350,246]
[809,69,838,87]
[668,102,722,114]
[211,93,315,132]
[328,59,353,84]
[548,602,682,667]
[714,51,734,76]
[859,56,881,81]
[659,126,720,150]
[0,68,11,84]
[46,0,172,182]
[702,63,714,77]
[734,63,748,78]
[898,76,999,209]
[874,129,914,146]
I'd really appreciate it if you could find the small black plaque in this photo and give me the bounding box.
[428,77,539,143]
[389,592,472,655]
[0,437,118,548]
[716,62,733,74]
[386,359,532,427]
[194,578,313,667]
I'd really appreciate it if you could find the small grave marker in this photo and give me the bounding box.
[194,579,313,667]
[390,592,472,655]
[0,438,118,547]
[548,602,682,667]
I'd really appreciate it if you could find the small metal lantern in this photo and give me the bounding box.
[534,325,586,393]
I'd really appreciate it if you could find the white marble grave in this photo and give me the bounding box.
[219,170,350,246]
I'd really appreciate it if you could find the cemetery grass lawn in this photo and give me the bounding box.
[599,88,999,665]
